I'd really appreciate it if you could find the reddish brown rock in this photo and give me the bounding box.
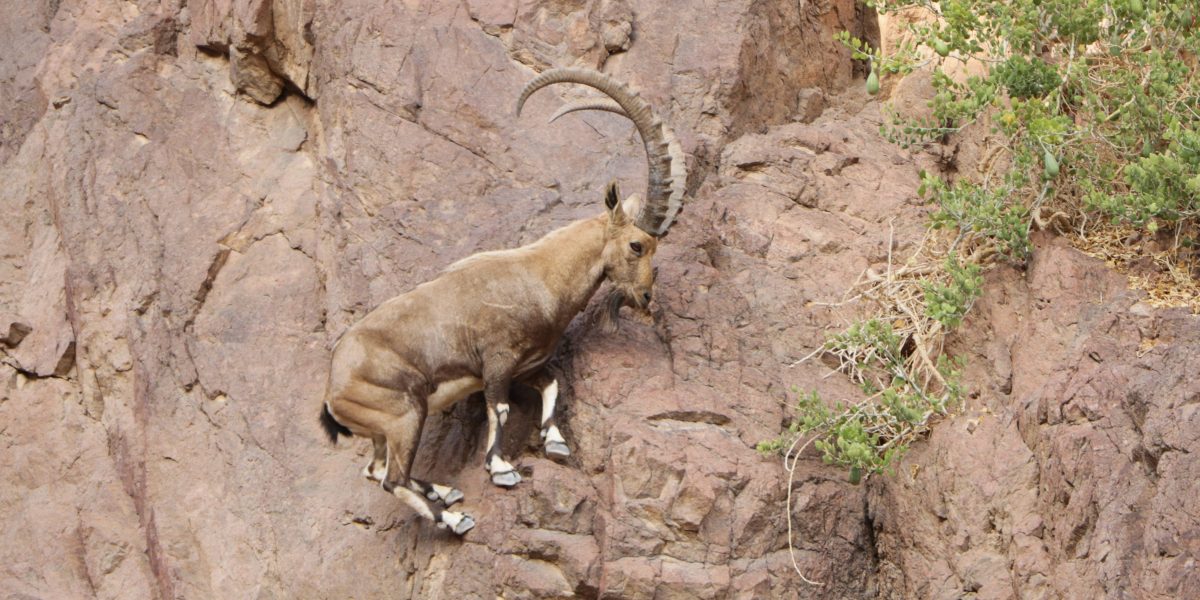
[1,0,1196,599]
[190,0,316,102]
[870,234,1200,600]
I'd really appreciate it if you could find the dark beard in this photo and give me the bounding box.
[596,289,625,334]
[594,287,653,333]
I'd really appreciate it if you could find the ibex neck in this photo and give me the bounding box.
[531,215,608,322]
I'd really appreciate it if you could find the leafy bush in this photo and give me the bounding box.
[762,318,964,482]
[993,56,1061,100]
[922,253,983,328]
[769,0,1198,488]
[1093,125,1200,229]
[923,174,1030,260]
[851,0,1199,242]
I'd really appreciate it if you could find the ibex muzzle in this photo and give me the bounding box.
[319,68,686,535]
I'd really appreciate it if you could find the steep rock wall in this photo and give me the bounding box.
[870,235,1200,600]
[2,1,1195,599]
[1,1,881,598]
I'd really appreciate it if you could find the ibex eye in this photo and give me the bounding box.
[629,241,643,255]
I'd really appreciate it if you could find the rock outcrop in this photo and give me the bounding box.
[1,1,1195,599]
[871,235,1200,600]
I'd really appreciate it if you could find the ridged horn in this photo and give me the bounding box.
[516,68,685,236]
[544,99,688,234]
[547,99,624,123]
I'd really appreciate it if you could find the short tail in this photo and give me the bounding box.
[319,404,351,444]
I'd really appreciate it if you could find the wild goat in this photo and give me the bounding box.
[318,68,686,535]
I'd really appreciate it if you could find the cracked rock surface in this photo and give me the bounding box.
[1,1,1195,599]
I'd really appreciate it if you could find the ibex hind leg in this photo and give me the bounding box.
[378,405,475,535]
[408,479,465,507]
[329,392,475,535]
[363,435,387,482]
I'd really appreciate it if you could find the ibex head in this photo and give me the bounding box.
[601,182,657,309]
[517,68,688,326]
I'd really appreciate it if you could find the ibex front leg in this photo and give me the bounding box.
[484,370,522,488]
[524,371,570,459]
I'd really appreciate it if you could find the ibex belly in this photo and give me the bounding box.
[423,343,551,413]
[427,377,484,413]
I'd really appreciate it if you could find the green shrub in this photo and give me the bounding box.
[764,319,964,482]
[849,0,1199,241]
[771,0,1198,487]
[922,254,984,328]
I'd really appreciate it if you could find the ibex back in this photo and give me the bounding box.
[319,68,686,535]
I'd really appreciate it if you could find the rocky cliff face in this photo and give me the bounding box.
[1,1,1195,599]
[871,234,1200,600]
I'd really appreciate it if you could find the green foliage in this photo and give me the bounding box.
[1089,125,1200,229]
[993,56,1061,100]
[847,0,1200,241]
[923,173,1031,259]
[922,254,984,328]
[774,0,1199,486]
[880,108,960,148]
[762,320,965,482]
[834,30,920,76]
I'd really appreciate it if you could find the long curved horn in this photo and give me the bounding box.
[547,99,688,233]
[547,99,625,123]
[516,68,685,236]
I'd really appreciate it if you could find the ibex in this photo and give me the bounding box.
[319,68,686,535]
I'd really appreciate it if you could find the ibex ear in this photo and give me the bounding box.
[605,182,627,225]
[620,193,643,221]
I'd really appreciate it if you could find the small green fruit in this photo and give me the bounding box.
[866,71,880,95]
[1043,150,1059,179]
[1129,0,1144,17]
[848,466,863,485]
[933,39,950,57]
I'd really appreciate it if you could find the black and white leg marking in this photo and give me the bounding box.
[362,435,388,482]
[436,510,476,535]
[408,478,465,507]
[430,482,465,507]
[484,399,521,487]
[377,469,475,535]
[384,481,474,535]
[539,379,570,459]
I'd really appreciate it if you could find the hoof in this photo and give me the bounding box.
[491,469,522,488]
[544,441,571,459]
[438,512,476,536]
[441,488,464,507]
[451,514,475,535]
[362,465,384,482]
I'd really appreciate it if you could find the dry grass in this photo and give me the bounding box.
[784,225,970,587]
[814,224,992,393]
[974,133,1200,314]
[1070,222,1200,313]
